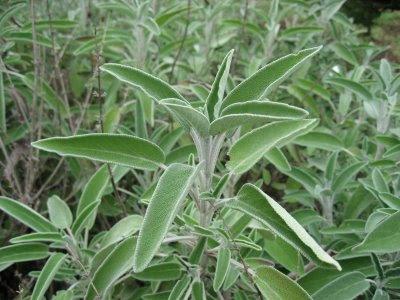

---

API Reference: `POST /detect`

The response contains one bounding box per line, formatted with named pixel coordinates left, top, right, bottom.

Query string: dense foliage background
left=0, top=0, right=400, bottom=299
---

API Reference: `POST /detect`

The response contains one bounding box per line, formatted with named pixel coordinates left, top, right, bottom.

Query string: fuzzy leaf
left=133, top=163, right=201, bottom=272
left=168, top=275, right=191, bottom=300
left=326, top=77, right=372, bottom=102
left=10, top=232, right=64, bottom=244
left=312, top=272, right=369, bottom=300
left=293, top=131, right=343, bottom=151
left=0, top=197, right=56, bottom=232
left=31, top=253, right=66, bottom=300
left=101, top=215, right=143, bottom=248
left=254, top=266, right=312, bottom=299
left=85, top=237, right=137, bottom=300
left=228, top=184, right=341, bottom=270
left=213, top=248, right=231, bottom=291
left=221, top=46, right=322, bottom=110
left=0, top=243, right=49, bottom=265
left=227, top=119, right=318, bottom=174
left=32, top=134, right=165, bottom=171
left=160, top=98, right=210, bottom=137
left=264, top=147, right=291, bottom=172
left=100, top=63, right=185, bottom=101
left=133, top=262, right=182, bottom=281
left=206, top=49, right=234, bottom=120
left=210, top=100, right=308, bottom=134
left=331, top=161, right=366, bottom=193
left=353, top=211, right=400, bottom=253
left=47, top=195, right=72, bottom=229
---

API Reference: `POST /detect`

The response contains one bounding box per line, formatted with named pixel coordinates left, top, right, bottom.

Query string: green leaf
left=210, top=100, right=309, bottom=135
left=10, top=232, right=64, bottom=244
left=31, top=253, right=66, bottom=300
left=330, top=43, right=358, bottom=66
left=293, top=132, right=343, bottom=151
left=213, top=248, right=231, bottom=291
left=47, top=195, right=72, bottom=229
left=325, top=152, right=339, bottom=182
left=326, top=77, right=372, bottom=102
left=77, top=165, right=109, bottom=217
left=133, top=163, right=201, bottom=272
left=71, top=201, right=101, bottom=235
left=331, top=161, right=366, bottom=193
left=160, top=98, right=210, bottom=137
left=189, top=237, right=207, bottom=265
left=32, top=134, right=165, bottom=171
left=86, top=237, right=137, bottom=300
left=191, top=280, right=206, bottom=300
left=353, top=211, right=400, bottom=253
left=262, top=232, right=304, bottom=274
left=0, top=197, right=56, bottom=232
left=227, top=119, right=318, bottom=174
left=264, top=147, right=291, bottom=172
left=372, top=168, right=389, bottom=193
left=0, top=2, right=26, bottom=29
left=312, top=272, right=369, bottom=300
left=100, top=63, right=185, bottom=101
left=228, top=184, right=341, bottom=270
left=221, top=46, right=322, bottom=110
left=101, top=215, right=143, bottom=248
left=378, top=193, right=400, bottom=210
left=205, top=49, right=234, bottom=120
left=168, top=275, right=191, bottom=300
left=254, top=266, right=312, bottom=299
left=0, top=243, right=49, bottom=265
left=281, top=26, right=323, bottom=37
left=132, top=262, right=182, bottom=281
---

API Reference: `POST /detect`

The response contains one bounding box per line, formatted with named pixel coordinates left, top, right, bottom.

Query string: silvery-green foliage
left=0, top=0, right=399, bottom=299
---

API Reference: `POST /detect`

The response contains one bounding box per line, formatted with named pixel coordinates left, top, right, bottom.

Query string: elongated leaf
left=85, top=237, right=137, bottom=300
left=378, top=193, right=400, bottom=210
left=206, top=49, right=234, bottom=120
left=101, top=215, right=143, bottom=248
left=0, top=197, right=56, bottom=232
left=32, top=134, right=165, bottom=171
left=100, top=63, right=185, bottom=101
left=0, top=243, right=49, bottom=265
left=228, top=184, right=341, bottom=270
left=71, top=201, right=101, bottom=235
left=77, top=165, right=109, bottom=217
left=133, top=262, right=182, bottom=281
left=10, top=232, right=64, bottom=244
left=264, top=147, right=291, bottom=172
left=160, top=98, right=210, bottom=137
left=221, top=46, right=322, bottom=110
left=331, top=43, right=358, bottom=66
left=254, top=266, right=312, bottom=299
left=227, top=119, right=318, bottom=174
left=192, top=280, right=206, bottom=300
left=213, top=248, right=231, bottom=291
left=312, top=272, right=369, bottom=300
left=210, top=100, right=308, bottom=134
left=331, top=161, right=366, bottom=193
left=31, top=253, right=66, bottom=300
left=47, top=196, right=72, bottom=229
left=326, top=77, right=372, bottom=102
left=372, top=168, right=389, bottom=193
left=353, top=211, right=400, bottom=253
left=133, top=163, right=201, bottom=272
left=168, top=275, right=191, bottom=300
left=281, top=26, right=323, bottom=37
left=293, top=132, right=343, bottom=151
